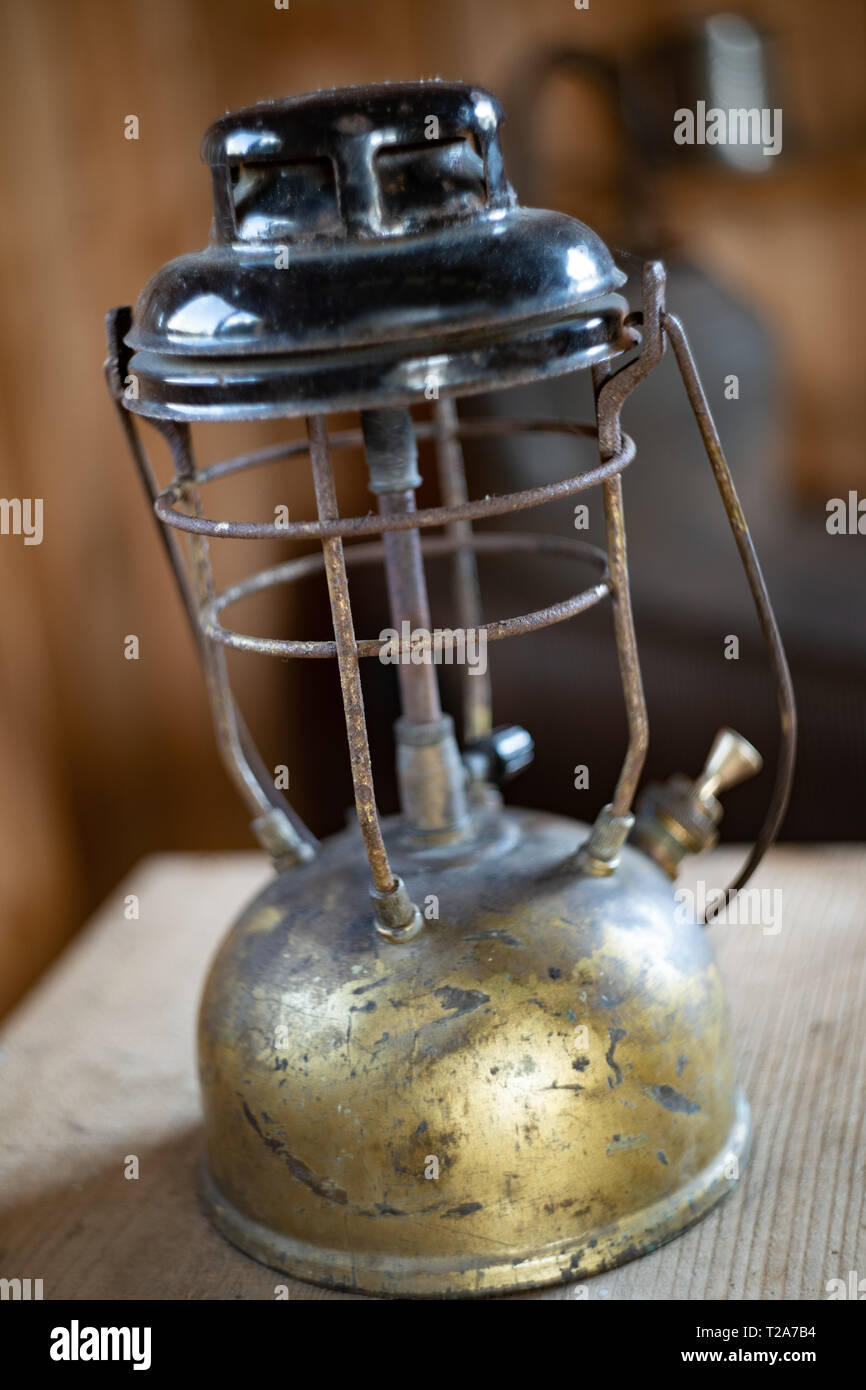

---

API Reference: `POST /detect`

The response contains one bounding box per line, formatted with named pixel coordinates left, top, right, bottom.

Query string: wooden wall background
left=0, top=0, right=863, bottom=1016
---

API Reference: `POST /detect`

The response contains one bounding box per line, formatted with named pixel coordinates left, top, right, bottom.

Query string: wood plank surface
left=0, top=846, right=863, bottom=1300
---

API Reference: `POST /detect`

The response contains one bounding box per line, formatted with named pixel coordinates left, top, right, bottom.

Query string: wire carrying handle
left=663, top=307, right=797, bottom=917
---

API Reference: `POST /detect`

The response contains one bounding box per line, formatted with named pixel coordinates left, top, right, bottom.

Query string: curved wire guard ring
left=154, top=421, right=636, bottom=542
left=193, top=417, right=596, bottom=485
left=199, top=532, right=611, bottom=659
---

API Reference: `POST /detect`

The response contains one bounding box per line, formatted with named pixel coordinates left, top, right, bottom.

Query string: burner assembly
left=106, top=81, right=795, bottom=1297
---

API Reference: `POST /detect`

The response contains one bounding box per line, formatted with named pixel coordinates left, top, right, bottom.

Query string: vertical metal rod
left=361, top=408, right=442, bottom=725
left=377, top=489, right=442, bottom=724
left=602, top=473, right=649, bottom=816
left=167, top=425, right=272, bottom=820
left=307, top=413, right=396, bottom=893
left=593, top=363, right=649, bottom=819
left=163, top=420, right=316, bottom=865
left=105, top=337, right=315, bottom=863
left=105, top=370, right=203, bottom=648
left=581, top=261, right=665, bottom=849
left=361, top=407, right=469, bottom=840
left=433, top=397, right=492, bottom=743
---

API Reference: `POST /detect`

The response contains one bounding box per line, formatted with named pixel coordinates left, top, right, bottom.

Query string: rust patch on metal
left=605, top=1026, right=627, bottom=1088
left=434, top=985, right=491, bottom=1015
left=645, top=1083, right=701, bottom=1115
left=242, top=1100, right=348, bottom=1205
left=442, top=1202, right=484, bottom=1218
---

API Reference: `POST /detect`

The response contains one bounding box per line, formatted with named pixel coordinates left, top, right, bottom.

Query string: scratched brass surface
left=198, top=807, right=749, bottom=1297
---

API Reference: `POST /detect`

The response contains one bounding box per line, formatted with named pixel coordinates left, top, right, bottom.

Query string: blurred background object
left=0, top=0, right=863, bottom=1017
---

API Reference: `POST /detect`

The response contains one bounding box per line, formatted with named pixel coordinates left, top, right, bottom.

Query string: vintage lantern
left=105, top=81, right=796, bottom=1297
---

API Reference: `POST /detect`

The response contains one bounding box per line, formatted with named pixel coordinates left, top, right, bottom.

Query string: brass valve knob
left=693, top=728, right=763, bottom=810
left=631, top=728, right=763, bottom=879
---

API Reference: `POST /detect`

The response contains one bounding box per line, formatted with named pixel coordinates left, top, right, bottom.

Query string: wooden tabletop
left=1, top=845, right=863, bottom=1301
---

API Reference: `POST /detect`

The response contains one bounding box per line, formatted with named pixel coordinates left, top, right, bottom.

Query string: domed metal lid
left=124, top=82, right=630, bottom=420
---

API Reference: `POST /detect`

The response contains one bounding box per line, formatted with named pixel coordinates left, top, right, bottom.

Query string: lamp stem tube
left=361, top=407, right=469, bottom=839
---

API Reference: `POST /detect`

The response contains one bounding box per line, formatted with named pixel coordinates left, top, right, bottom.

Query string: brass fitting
left=576, top=803, right=636, bottom=876
left=251, top=807, right=316, bottom=871
left=371, top=875, right=424, bottom=943
left=395, top=714, right=469, bottom=843
left=631, top=728, right=763, bottom=878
